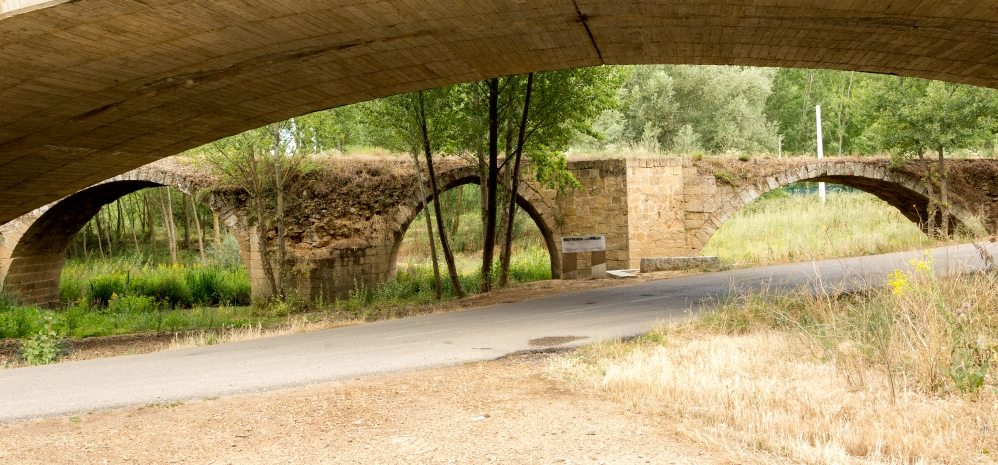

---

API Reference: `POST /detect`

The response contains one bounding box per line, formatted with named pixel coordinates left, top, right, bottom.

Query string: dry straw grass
left=553, top=260, right=998, bottom=464
left=168, top=314, right=358, bottom=350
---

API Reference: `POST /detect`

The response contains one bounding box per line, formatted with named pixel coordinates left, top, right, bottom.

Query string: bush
left=107, top=294, right=158, bottom=315
left=131, top=270, right=193, bottom=308
left=186, top=267, right=224, bottom=306
left=20, top=317, right=64, bottom=365
left=88, top=274, right=128, bottom=307
left=0, top=306, right=45, bottom=339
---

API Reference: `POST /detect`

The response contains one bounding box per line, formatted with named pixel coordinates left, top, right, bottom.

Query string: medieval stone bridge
left=3, top=155, right=997, bottom=306
left=2, top=0, right=998, bottom=227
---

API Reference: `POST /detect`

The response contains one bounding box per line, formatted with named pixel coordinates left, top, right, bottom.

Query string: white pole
left=816, top=104, right=826, bottom=204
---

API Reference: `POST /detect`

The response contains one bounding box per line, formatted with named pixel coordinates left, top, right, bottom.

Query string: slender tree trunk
left=94, top=214, right=106, bottom=259
left=419, top=91, right=464, bottom=298
left=212, top=212, right=222, bottom=250
left=191, top=199, right=206, bottom=261
left=451, top=184, right=463, bottom=239
left=247, top=150, right=278, bottom=298
left=115, top=199, right=123, bottom=249
left=411, top=150, right=442, bottom=300
left=83, top=222, right=90, bottom=257
left=160, top=188, right=178, bottom=264
left=499, top=73, right=533, bottom=287
left=274, top=154, right=287, bottom=297
left=130, top=196, right=140, bottom=251
left=181, top=194, right=192, bottom=251
left=103, top=208, right=114, bottom=256
left=481, top=78, right=500, bottom=293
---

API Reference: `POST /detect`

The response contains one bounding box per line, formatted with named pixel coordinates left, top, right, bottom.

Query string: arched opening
left=388, top=175, right=560, bottom=295
left=702, top=179, right=947, bottom=266
left=2, top=181, right=251, bottom=310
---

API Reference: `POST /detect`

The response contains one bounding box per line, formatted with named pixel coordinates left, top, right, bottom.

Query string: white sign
left=561, top=235, right=606, bottom=253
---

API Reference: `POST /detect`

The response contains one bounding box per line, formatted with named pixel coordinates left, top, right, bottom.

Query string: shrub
left=186, top=267, right=224, bottom=306
left=0, top=306, right=44, bottom=339
left=132, top=271, right=193, bottom=308
left=107, top=294, right=158, bottom=314
left=88, top=274, right=127, bottom=307
left=20, top=317, right=64, bottom=365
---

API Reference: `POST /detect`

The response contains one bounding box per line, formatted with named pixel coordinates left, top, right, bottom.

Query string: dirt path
left=0, top=352, right=724, bottom=465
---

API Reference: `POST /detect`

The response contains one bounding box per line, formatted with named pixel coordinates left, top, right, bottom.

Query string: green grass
left=60, top=257, right=250, bottom=309
left=703, top=189, right=942, bottom=266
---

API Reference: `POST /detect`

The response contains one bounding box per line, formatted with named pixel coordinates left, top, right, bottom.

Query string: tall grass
left=60, top=257, right=250, bottom=308
left=704, top=190, right=942, bottom=265
left=554, top=261, right=998, bottom=464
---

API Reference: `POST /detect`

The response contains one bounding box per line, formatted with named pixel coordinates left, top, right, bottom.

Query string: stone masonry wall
left=552, top=159, right=630, bottom=276
left=623, top=158, right=691, bottom=267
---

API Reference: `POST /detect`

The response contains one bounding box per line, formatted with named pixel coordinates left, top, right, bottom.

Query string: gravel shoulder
left=0, top=352, right=727, bottom=465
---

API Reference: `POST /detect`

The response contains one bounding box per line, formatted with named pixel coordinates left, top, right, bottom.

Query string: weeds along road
left=1, top=242, right=995, bottom=422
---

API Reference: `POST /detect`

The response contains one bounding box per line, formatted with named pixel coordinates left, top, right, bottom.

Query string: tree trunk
left=160, top=188, right=178, bottom=264
left=247, top=149, right=278, bottom=299
left=274, top=153, right=287, bottom=297
left=94, top=213, right=106, bottom=259
left=419, top=91, right=464, bottom=298
left=499, top=73, right=534, bottom=287
left=130, top=195, right=140, bottom=251
left=191, top=199, right=206, bottom=261
left=411, top=150, right=442, bottom=300
left=103, top=207, right=114, bottom=256
left=115, top=199, right=123, bottom=249
left=481, top=78, right=500, bottom=293
left=181, top=194, right=192, bottom=251
left=83, top=222, right=90, bottom=257
left=212, top=212, right=222, bottom=250
left=146, top=192, right=157, bottom=257
left=451, top=184, right=463, bottom=239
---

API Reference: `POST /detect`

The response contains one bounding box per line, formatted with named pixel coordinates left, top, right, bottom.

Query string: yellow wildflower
left=887, top=269, right=908, bottom=297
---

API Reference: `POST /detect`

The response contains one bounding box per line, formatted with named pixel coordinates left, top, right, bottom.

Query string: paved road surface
left=1, top=243, right=994, bottom=422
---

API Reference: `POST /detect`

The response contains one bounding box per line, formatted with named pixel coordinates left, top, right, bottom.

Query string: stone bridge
left=3, top=156, right=997, bottom=306
left=2, top=0, right=998, bottom=225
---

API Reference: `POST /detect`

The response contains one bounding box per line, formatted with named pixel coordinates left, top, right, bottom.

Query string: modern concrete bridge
left=2, top=1, right=998, bottom=226
left=3, top=155, right=997, bottom=306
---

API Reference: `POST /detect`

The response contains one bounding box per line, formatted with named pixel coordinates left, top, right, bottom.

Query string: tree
left=587, top=65, right=780, bottom=154
left=195, top=120, right=311, bottom=299
left=440, top=67, right=618, bottom=290
left=856, top=77, right=998, bottom=234
left=364, top=88, right=465, bottom=298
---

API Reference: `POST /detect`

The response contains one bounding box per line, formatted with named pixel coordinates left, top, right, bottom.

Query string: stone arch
left=0, top=165, right=251, bottom=307
left=690, top=161, right=976, bottom=252
left=387, top=166, right=562, bottom=281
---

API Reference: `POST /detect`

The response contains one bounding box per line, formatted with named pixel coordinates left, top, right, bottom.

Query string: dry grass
left=553, top=264, right=998, bottom=464
left=168, top=314, right=359, bottom=350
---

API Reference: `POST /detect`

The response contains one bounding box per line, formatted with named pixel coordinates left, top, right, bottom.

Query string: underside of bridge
left=2, top=0, right=998, bottom=223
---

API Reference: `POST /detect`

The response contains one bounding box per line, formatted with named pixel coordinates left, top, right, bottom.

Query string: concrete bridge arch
left=0, top=163, right=251, bottom=307
left=3, top=0, right=998, bottom=224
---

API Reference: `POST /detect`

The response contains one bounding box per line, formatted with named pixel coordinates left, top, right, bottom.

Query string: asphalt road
left=1, top=243, right=994, bottom=423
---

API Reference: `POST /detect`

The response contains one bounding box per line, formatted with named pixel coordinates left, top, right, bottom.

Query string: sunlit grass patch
left=704, top=190, right=942, bottom=266
left=552, top=266, right=998, bottom=464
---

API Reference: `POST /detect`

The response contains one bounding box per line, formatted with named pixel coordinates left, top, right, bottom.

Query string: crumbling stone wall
left=5, top=155, right=997, bottom=306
